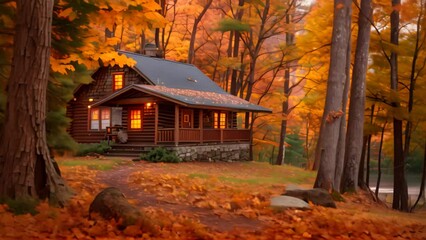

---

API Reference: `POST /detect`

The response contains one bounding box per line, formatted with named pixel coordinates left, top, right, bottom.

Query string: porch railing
left=157, top=128, right=250, bottom=143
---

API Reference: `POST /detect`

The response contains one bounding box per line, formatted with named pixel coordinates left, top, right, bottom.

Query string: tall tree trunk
left=341, top=0, right=372, bottom=192
left=187, top=0, right=213, bottom=64
left=410, top=140, right=426, bottom=212
left=0, top=0, right=70, bottom=205
left=305, top=113, right=311, bottom=169
left=230, top=0, right=244, bottom=96
left=334, top=21, right=352, bottom=191
left=366, top=132, right=372, bottom=188
left=276, top=13, right=294, bottom=166
left=390, top=0, right=409, bottom=212
left=358, top=136, right=368, bottom=187
left=314, top=0, right=352, bottom=191
left=375, top=121, right=387, bottom=199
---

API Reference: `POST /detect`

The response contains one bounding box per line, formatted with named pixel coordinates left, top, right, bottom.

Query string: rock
left=283, top=188, right=336, bottom=208
left=89, top=187, right=149, bottom=230
left=270, top=196, right=311, bottom=210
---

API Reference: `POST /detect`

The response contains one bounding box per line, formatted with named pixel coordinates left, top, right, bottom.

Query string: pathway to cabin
left=97, top=162, right=263, bottom=232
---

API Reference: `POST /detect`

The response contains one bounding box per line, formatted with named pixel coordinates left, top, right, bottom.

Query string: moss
left=74, top=141, right=111, bottom=156
left=0, top=197, right=40, bottom=215
left=331, top=190, right=346, bottom=202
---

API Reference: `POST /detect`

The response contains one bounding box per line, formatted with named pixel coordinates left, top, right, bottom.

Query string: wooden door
left=181, top=109, right=193, bottom=128
left=111, top=107, right=122, bottom=126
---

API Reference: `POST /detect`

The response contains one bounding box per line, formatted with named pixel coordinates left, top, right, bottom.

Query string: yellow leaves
left=50, top=57, right=75, bottom=74
left=58, top=8, right=77, bottom=21
left=141, top=1, right=162, bottom=11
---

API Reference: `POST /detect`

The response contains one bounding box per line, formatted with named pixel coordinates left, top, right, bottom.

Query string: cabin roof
left=92, top=84, right=272, bottom=113
left=119, top=50, right=226, bottom=93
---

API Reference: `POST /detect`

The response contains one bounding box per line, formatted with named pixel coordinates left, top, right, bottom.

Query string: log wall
left=67, top=66, right=148, bottom=143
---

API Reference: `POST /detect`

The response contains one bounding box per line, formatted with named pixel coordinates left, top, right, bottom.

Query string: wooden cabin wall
left=158, top=103, right=175, bottom=128
left=125, top=104, right=155, bottom=143
left=67, top=66, right=149, bottom=143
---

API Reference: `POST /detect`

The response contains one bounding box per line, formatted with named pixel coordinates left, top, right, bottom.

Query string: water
left=368, top=174, right=425, bottom=206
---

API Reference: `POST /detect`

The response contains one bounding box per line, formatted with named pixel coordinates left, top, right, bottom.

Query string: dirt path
left=97, top=163, right=263, bottom=232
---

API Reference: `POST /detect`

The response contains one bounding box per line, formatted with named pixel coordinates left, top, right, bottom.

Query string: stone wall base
left=164, top=143, right=250, bottom=162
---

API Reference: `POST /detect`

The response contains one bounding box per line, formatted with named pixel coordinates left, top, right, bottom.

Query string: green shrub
left=0, top=197, right=40, bottom=215
left=140, top=147, right=181, bottom=163
left=75, top=141, right=111, bottom=156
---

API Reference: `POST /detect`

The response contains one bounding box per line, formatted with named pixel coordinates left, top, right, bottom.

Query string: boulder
left=89, top=187, right=147, bottom=230
left=270, top=196, right=311, bottom=210
left=283, top=188, right=336, bottom=208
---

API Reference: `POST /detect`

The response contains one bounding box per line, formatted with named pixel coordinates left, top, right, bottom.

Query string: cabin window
left=130, top=109, right=142, bottom=129
left=214, top=112, right=227, bottom=129
left=90, top=108, right=110, bottom=130
left=113, top=73, right=124, bottom=91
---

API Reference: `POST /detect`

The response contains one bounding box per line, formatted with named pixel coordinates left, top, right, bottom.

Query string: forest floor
left=1, top=156, right=425, bottom=239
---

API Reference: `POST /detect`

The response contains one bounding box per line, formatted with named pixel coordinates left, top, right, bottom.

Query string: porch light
left=89, top=98, right=94, bottom=102
left=146, top=102, right=152, bottom=108
left=88, top=105, right=91, bottom=109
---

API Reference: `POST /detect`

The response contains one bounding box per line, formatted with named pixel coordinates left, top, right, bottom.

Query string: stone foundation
left=165, top=143, right=250, bottom=162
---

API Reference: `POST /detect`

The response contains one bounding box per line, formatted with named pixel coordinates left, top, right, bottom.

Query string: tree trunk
left=410, top=140, right=426, bottom=212
left=334, top=20, right=352, bottom=191
left=314, top=0, right=352, bottom=191
left=390, top=0, right=409, bottom=212
left=375, top=121, right=387, bottom=199
left=187, top=0, right=213, bottom=64
left=366, top=132, right=372, bottom=188
left=230, top=0, right=244, bottom=96
left=341, top=0, right=372, bottom=193
left=358, top=136, right=368, bottom=187
left=0, top=0, right=70, bottom=205
left=305, top=113, right=311, bottom=169
left=276, top=12, right=294, bottom=165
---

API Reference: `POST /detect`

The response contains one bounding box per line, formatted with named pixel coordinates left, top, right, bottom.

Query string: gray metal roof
left=92, top=84, right=272, bottom=113
left=107, top=51, right=271, bottom=113
left=119, top=50, right=227, bottom=93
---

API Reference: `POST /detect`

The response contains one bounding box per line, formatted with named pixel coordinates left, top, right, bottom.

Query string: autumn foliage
left=0, top=158, right=424, bottom=239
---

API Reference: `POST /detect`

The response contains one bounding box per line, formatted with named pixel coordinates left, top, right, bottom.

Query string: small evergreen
left=140, top=148, right=181, bottom=163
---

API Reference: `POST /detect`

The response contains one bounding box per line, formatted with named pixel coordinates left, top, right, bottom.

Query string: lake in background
left=368, top=174, right=425, bottom=206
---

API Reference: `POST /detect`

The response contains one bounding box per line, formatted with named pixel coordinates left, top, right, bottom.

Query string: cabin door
left=181, top=109, right=193, bottom=128
left=111, top=107, right=123, bottom=126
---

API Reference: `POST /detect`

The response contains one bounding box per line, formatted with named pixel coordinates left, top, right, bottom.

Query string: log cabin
left=67, top=51, right=271, bottom=161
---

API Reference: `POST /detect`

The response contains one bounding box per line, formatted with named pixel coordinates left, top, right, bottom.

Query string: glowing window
left=214, top=112, right=227, bottom=129
left=130, top=110, right=142, bottom=129
left=90, top=108, right=111, bottom=130
left=90, top=108, right=100, bottom=130
left=101, top=108, right=110, bottom=130
left=113, top=73, right=124, bottom=91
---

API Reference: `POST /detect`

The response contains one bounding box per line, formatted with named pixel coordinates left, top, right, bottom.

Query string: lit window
left=214, top=112, right=227, bottom=129
left=101, top=108, right=110, bottom=130
left=113, top=73, right=124, bottom=91
left=130, top=110, right=142, bottom=129
left=90, top=108, right=100, bottom=130
left=90, top=108, right=111, bottom=130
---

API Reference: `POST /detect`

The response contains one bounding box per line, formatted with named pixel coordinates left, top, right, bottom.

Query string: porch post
left=154, top=103, right=158, bottom=145
left=199, top=109, right=203, bottom=143
left=174, top=105, right=179, bottom=146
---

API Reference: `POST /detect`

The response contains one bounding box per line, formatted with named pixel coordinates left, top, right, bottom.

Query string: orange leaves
left=2, top=159, right=425, bottom=239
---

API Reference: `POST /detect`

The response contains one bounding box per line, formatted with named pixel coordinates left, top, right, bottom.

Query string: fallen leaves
left=1, top=159, right=425, bottom=239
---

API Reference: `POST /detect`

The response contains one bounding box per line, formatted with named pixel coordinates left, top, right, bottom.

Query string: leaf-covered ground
left=0, top=157, right=425, bottom=239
